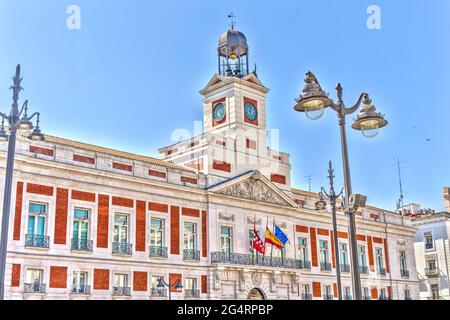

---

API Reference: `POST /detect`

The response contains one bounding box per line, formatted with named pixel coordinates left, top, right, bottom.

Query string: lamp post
left=294, top=71, right=388, bottom=300
left=0, top=65, right=44, bottom=300
left=157, top=277, right=183, bottom=300
left=315, top=161, right=344, bottom=300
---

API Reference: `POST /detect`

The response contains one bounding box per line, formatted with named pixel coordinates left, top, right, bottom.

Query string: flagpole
left=263, top=217, right=269, bottom=266
left=270, top=219, right=274, bottom=267
left=253, top=215, right=256, bottom=265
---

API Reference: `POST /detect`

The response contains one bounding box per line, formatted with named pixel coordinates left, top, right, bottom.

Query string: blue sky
left=0, top=0, right=449, bottom=211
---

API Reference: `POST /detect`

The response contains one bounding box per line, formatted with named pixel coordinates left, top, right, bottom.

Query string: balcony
left=23, top=283, right=46, bottom=294
left=71, top=239, right=93, bottom=252
left=25, top=235, right=49, bottom=249
left=377, top=267, right=387, bottom=276
left=112, top=242, right=132, bottom=256
left=71, top=285, right=91, bottom=295
left=210, top=252, right=310, bottom=270
left=183, top=249, right=200, bottom=261
left=185, top=289, right=200, bottom=298
left=151, top=288, right=167, bottom=298
left=344, top=295, right=352, bottom=300
left=401, top=269, right=410, bottom=278
left=112, top=286, right=131, bottom=296
left=323, top=294, right=334, bottom=300
left=320, top=262, right=332, bottom=272
left=340, top=264, right=351, bottom=273
left=363, top=296, right=372, bottom=300
left=425, top=243, right=434, bottom=250
left=425, top=268, right=439, bottom=277
left=149, top=246, right=168, bottom=258
left=359, top=266, right=369, bottom=274
left=301, top=293, right=312, bottom=300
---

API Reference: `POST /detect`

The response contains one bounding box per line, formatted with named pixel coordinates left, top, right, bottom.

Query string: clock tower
left=159, top=21, right=292, bottom=191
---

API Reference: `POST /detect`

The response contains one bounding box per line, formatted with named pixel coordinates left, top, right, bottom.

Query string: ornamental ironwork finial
left=9, top=65, right=23, bottom=107
left=228, top=12, right=236, bottom=30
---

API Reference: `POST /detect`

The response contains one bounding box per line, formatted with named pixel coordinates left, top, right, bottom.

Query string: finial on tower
left=228, top=12, right=236, bottom=30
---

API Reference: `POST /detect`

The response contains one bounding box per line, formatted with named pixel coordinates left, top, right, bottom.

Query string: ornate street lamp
left=157, top=278, right=183, bottom=300
left=294, top=71, right=388, bottom=300
left=315, top=161, right=344, bottom=300
left=0, top=65, right=44, bottom=300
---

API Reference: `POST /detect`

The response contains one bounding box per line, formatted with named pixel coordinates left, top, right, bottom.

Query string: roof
left=291, top=188, right=320, bottom=199
left=42, top=135, right=197, bottom=173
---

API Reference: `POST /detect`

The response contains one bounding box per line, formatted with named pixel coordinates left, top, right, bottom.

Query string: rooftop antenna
left=304, top=175, right=314, bottom=192
left=392, top=157, right=407, bottom=210
left=228, top=12, right=236, bottom=30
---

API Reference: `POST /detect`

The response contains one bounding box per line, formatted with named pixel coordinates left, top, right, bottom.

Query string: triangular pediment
left=200, top=74, right=269, bottom=95
left=242, top=73, right=266, bottom=88
left=208, top=171, right=297, bottom=207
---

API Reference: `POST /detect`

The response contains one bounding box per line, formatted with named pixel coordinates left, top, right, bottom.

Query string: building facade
left=411, top=188, right=450, bottom=300
left=0, top=25, right=419, bottom=300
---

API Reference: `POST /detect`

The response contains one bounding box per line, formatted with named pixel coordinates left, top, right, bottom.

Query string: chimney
left=444, top=187, right=450, bottom=212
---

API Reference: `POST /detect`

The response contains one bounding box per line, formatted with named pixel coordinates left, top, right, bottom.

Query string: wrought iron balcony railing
left=25, top=234, right=49, bottom=248
left=112, top=242, right=132, bottom=256
left=340, top=264, right=351, bottom=272
left=378, top=296, right=389, bottom=300
left=425, top=268, right=439, bottom=277
left=112, top=286, right=131, bottom=296
left=210, top=252, right=311, bottom=270
left=301, top=293, right=312, bottom=300
left=377, top=267, right=387, bottom=276
left=363, top=295, right=372, bottom=300
left=71, top=238, right=93, bottom=252
left=185, top=289, right=200, bottom=298
left=149, top=246, right=168, bottom=258
left=359, top=265, right=369, bottom=274
left=151, top=288, right=167, bottom=298
left=344, top=295, right=353, bottom=300
left=401, top=269, right=410, bottom=278
left=320, top=262, right=332, bottom=272
left=23, top=283, right=46, bottom=294
left=323, top=294, right=334, bottom=300
left=425, top=243, right=434, bottom=250
left=71, top=285, right=91, bottom=295
left=183, top=249, right=200, bottom=261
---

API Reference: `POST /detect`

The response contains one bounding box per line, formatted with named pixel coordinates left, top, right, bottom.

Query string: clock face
left=213, top=103, right=226, bottom=122
left=244, top=102, right=258, bottom=122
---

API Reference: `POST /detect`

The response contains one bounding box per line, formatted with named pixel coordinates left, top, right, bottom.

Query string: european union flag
left=274, top=226, right=289, bottom=248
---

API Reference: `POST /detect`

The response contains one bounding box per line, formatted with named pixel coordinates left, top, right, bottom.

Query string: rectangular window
left=151, top=275, right=164, bottom=288
left=302, top=284, right=310, bottom=294
left=186, top=277, right=197, bottom=290
left=298, top=237, right=308, bottom=262
left=319, top=240, right=329, bottom=263
left=431, top=284, right=439, bottom=300
left=424, top=232, right=434, bottom=250
left=26, top=268, right=43, bottom=284
left=363, top=287, right=370, bottom=299
left=27, top=203, right=47, bottom=236
left=150, top=218, right=165, bottom=247
left=375, top=247, right=384, bottom=269
left=183, top=222, right=197, bottom=250
left=339, top=243, right=348, bottom=265
left=73, top=208, right=89, bottom=241
left=113, top=273, right=128, bottom=288
left=427, top=257, right=437, bottom=271
left=72, top=271, right=88, bottom=286
left=113, top=214, right=129, bottom=243
left=358, top=245, right=367, bottom=268
left=380, top=288, right=387, bottom=299
left=344, top=286, right=351, bottom=299
left=404, top=289, right=411, bottom=300
left=399, top=250, right=407, bottom=272
left=220, top=226, right=232, bottom=254
left=324, top=285, right=332, bottom=299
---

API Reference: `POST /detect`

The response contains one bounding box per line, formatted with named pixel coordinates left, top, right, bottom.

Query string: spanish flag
left=265, top=227, right=283, bottom=249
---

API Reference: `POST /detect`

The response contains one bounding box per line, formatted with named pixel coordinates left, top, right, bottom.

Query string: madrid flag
left=253, top=228, right=266, bottom=254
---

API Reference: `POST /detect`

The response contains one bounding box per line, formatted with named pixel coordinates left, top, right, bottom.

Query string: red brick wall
left=270, top=174, right=286, bottom=185
left=310, top=227, right=318, bottom=267
left=371, top=287, right=378, bottom=299
left=71, top=190, right=96, bottom=202
left=169, top=273, right=182, bottom=293
left=27, top=183, right=53, bottom=196
left=373, top=237, right=383, bottom=244
left=54, top=188, right=69, bottom=245
left=112, top=196, right=134, bottom=208
left=384, top=239, right=390, bottom=273
left=356, top=234, right=366, bottom=241
left=94, top=269, right=110, bottom=290
left=317, top=228, right=329, bottom=236
left=170, top=206, right=180, bottom=255
left=201, top=275, right=208, bottom=294
left=185, top=159, right=204, bottom=171
left=181, top=176, right=198, bottom=185
left=387, top=286, right=392, bottom=299
left=49, top=266, right=67, bottom=289
left=135, top=200, right=146, bottom=252
left=367, top=236, right=375, bottom=272
left=202, top=210, right=207, bottom=258
left=312, top=282, right=321, bottom=298
left=112, top=162, right=132, bottom=172
left=73, top=154, right=95, bottom=164
left=11, top=264, right=20, bottom=287
left=13, top=182, right=24, bottom=241
left=330, top=230, right=336, bottom=268
left=296, top=225, right=308, bottom=233
left=149, top=202, right=168, bottom=213
left=182, top=207, right=200, bottom=218
left=333, top=283, right=338, bottom=298
left=246, top=138, right=256, bottom=150
left=97, top=195, right=110, bottom=248
left=29, top=145, right=54, bottom=157
left=337, top=231, right=348, bottom=239
left=149, top=169, right=167, bottom=179
left=133, top=271, right=148, bottom=292
left=212, top=160, right=231, bottom=173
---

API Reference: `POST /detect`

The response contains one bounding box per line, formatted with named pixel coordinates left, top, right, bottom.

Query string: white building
left=0, top=23, right=419, bottom=300
left=411, top=187, right=450, bottom=300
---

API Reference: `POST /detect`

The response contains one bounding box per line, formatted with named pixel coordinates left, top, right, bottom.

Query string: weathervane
left=228, top=12, right=236, bottom=30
